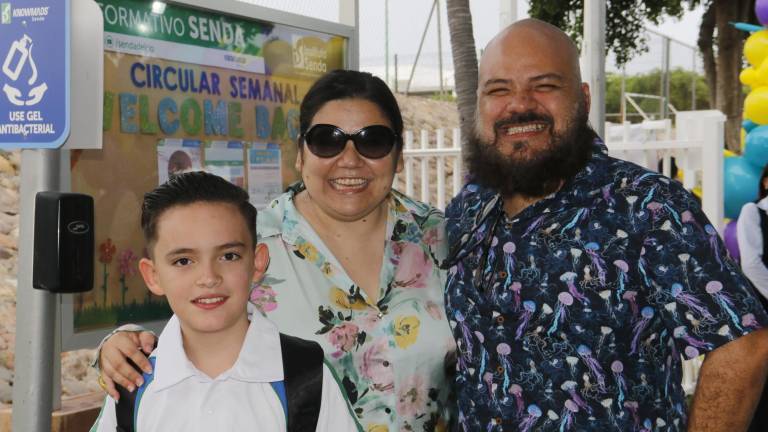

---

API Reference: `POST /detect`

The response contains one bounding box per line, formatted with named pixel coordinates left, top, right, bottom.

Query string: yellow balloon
left=743, top=67, right=759, bottom=86
left=745, top=86, right=768, bottom=124
left=745, top=30, right=768, bottom=67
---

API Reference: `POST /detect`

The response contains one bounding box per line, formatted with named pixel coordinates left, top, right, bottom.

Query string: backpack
left=114, top=333, right=325, bottom=432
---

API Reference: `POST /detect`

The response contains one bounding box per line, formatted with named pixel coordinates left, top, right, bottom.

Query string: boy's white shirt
left=91, top=313, right=358, bottom=432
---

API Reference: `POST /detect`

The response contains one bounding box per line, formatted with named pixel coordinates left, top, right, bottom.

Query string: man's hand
left=688, top=328, right=768, bottom=431
left=99, top=331, right=157, bottom=400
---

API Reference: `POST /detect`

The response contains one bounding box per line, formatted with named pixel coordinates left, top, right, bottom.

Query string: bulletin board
left=61, top=0, right=353, bottom=349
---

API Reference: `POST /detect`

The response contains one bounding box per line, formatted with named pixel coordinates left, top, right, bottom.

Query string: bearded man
left=443, top=19, right=768, bottom=431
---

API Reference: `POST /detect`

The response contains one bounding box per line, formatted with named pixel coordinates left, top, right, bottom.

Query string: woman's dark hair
left=299, top=70, right=403, bottom=148
left=760, top=163, right=768, bottom=200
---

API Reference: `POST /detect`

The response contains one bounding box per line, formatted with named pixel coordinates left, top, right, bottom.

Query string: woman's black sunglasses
left=302, top=124, right=399, bottom=159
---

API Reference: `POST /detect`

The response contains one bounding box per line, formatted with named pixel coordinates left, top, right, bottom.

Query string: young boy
left=91, top=171, right=358, bottom=432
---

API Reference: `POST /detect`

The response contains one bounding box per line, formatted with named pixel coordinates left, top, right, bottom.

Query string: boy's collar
left=150, top=313, right=284, bottom=392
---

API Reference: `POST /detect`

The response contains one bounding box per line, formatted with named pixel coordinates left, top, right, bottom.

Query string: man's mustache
left=494, top=112, right=554, bottom=131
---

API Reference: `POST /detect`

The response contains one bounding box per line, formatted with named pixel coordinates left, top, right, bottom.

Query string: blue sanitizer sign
left=0, top=0, right=69, bottom=149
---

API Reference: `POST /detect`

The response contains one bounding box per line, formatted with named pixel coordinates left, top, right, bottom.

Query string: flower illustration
left=250, top=284, right=278, bottom=312
left=367, top=425, right=388, bottom=432
left=358, top=338, right=394, bottom=392
left=425, top=301, right=444, bottom=320
left=393, top=243, right=431, bottom=289
left=393, top=315, right=421, bottom=349
left=327, top=322, right=360, bottom=352
left=294, top=241, right=320, bottom=262
left=396, top=374, right=428, bottom=418
left=330, top=286, right=368, bottom=310
left=98, top=238, right=117, bottom=306
left=117, top=249, right=138, bottom=305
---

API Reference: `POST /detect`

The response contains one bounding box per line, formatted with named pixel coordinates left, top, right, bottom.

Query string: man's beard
left=466, top=103, right=596, bottom=198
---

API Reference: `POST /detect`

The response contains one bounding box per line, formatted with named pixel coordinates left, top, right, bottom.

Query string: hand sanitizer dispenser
left=33, top=192, right=94, bottom=293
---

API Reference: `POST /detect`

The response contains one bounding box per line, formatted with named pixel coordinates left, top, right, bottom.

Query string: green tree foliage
left=529, top=0, right=700, bottom=66
left=605, top=69, right=711, bottom=122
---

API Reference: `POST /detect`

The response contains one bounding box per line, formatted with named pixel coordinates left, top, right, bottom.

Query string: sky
left=238, top=0, right=706, bottom=86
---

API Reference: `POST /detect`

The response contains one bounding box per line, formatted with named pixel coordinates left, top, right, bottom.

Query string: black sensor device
left=33, top=192, right=94, bottom=293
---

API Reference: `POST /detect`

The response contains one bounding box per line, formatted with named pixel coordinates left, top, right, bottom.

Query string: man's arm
left=688, top=328, right=768, bottom=431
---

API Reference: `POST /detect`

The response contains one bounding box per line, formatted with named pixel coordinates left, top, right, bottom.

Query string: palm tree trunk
left=698, top=3, right=716, bottom=108
left=446, top=0, right=478, bottom=161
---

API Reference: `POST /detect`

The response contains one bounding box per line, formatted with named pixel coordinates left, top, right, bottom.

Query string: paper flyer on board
left=248, top=143, right=281, bottom=208
left=157, top=138, right=203, bottom=185
left=205, top=140, right=245, bottom=188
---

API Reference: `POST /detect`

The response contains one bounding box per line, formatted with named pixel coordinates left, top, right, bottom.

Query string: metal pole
left=339, top=0, right=360, bottom=69
left=12, top=149, right=60, bottom=432
left=583, top=0, right=606, bottom=137
left=385, top=0, right=389, bottom=85
left=394, top=54, right=399, bottom=93
left=436, top=0, right=444, bottom=95
left=661, top=35, right=670, bottom=119
left=620, top=70, right=626, bottom=123
left=691, top=49, right=697, bottom=110
left=406, top=0, right=438, bottom=94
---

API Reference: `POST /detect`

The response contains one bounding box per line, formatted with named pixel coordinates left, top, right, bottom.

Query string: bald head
left=481, top=18, right=582, bottom=85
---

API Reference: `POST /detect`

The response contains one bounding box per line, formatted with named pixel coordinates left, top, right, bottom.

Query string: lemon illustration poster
left=70, top=0, right=347, bottom=332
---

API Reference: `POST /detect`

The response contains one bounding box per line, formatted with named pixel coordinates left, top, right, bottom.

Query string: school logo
left=1, top=3, right=11, bottom=24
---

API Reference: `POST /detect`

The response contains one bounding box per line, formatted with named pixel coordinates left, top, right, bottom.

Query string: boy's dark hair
left=141, top=171, right=257, bottom=251
left=299, top=69, right=404, bottom=149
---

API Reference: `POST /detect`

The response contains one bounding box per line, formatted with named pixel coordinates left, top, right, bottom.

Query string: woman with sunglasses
left=97, top=70, right=456, bottom=431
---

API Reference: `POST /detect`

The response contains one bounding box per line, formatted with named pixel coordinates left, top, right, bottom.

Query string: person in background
left=95, top=70, right=456, bottom=431
left=736, top=163, right=768, bottom=432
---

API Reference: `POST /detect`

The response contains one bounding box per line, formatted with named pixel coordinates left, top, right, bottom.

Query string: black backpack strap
left=279, top=333, right=324, bottom=432
left=759, top=206, right=768, bottom=268
left=114, top=354, right=153, bottom=432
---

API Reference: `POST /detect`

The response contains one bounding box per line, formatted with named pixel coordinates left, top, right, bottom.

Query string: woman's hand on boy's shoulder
left=99, top=330, right=157, bottom=400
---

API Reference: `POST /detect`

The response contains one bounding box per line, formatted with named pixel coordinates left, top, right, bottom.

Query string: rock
left=0, top=212, right=18, bottom=235
left=0, top=156, right=12, bottom=175
left=0, top=188, right=18, bottom=214
left=0, top=377, right=11, bottom=404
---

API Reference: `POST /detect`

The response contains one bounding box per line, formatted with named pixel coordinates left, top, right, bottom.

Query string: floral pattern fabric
left=443, top=140, right=768, bottom=431
left=253, top=185, right=456, bottom=432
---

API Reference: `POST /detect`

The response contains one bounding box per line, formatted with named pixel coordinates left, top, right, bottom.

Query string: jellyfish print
left=547, top=292, right=574, bottom=336
left=602, top=184, right=616, bottom=206
left=626, top=195, right=638, bottom=227
left=611, top=360, right=628, bottom=407
left=561, top=208, right=587, bottom=234
left=742, top=313, right=760, bottom=329
left=561, top=380, right=592, bottom=415
left=623, top=401, right=641, bottom=429
left=519, top=404, right=543, bottom=432
left=638, top=249, right=651, bottom=287
left=516, top=300, right=537, bottom=340
left=613, top=260, right=629, bottom=301
left=706, top=280, right=743, bottom=331
left=502, top=241, right=517, bottom=285
left=670, top=283, right=712, bottom=320
left=622, top=290, right=639, bottom=319
left=630, top=307, right=655, bottom=355
left=570, top=248, right=583, bottom=269
left=510, top=281, right=522, bottom=311
left=454, top=310, right=475, bottom=366
left=558, top=399, right=580, bottom=431
left=663, top=203, right=682, bottom=226
left=681, top=210, right=703, bottom=233
left=646, top=201, right=663, bottom=223
left=577, top=344, right=606, bottom=391
left=560, top=271, right=588, bottom=304
left=497, top=342, right=512, bottom=394
left=704, top=225, right=724, bottom=269
left=601, top=398, right=617, bottom=426
left=524, top=215, right=545, bottom=237
left=672, top=326, right=713, bottom=353
left=509, top=384, right=525, bottom=417
left=483, top=371, right=495, bottom=400
left=584, top=242, right=607, bottom=286
left=597, top=326, right=613, bottom=353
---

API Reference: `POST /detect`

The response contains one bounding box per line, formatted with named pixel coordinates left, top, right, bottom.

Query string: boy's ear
left=251, top=243, right=270, bottom=283
left=139, top=258, right=164, bottom=296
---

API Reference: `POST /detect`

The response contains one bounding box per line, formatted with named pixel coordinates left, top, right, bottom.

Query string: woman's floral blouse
left=252, top=184, right=456, bottom=432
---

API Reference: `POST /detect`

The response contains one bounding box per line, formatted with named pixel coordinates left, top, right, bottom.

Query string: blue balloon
left=724, top=156, right=761, bottom=218
left=744, top=119, right=759, bottom=133
left=745, top=125, right=768, bottom=168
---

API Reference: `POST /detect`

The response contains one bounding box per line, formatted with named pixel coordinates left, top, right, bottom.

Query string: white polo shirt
left=90, top=313, right=359, bottom=432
